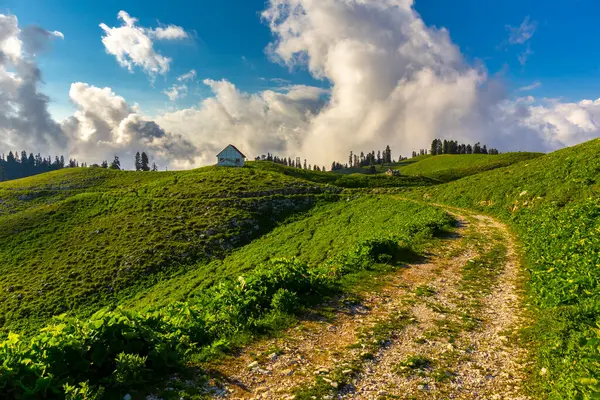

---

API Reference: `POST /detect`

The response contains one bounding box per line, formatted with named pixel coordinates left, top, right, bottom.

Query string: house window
left=235, top=158, right=240, bottom=164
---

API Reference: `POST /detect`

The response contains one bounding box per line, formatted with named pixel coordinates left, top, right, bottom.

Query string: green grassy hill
left=397, top=152, right=543, bottom=182
left=0, top=165, right=338, bottom=334
left=254, top=161, right=437, bottom=187
left=411, top=139, right=600, bottom=398
left=0, top=172, right=453, bottom=398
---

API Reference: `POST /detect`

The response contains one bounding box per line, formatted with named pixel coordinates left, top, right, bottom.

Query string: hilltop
left=395, top=152, right=543, bottom=182
left=330, top=152, right=541, bottom=183
left=0, top=164, right=337, bottom=333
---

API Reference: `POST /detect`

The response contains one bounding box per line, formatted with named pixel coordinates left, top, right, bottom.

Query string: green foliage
left=397, top=152, right=542, bottom=182
left=411, top=138, right=600, bottom=398
left=270, top=289, right=300, bottom=314
left=113, top=353, right=148, bottom=385
left=63, top=382, right=104, bottom=400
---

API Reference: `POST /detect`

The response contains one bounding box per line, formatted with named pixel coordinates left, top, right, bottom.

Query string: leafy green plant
left=271, top=289, right=301, bottom=314
left=113, top=353, right=148, bottom=385
left=63, top=382, right=104, bottom=400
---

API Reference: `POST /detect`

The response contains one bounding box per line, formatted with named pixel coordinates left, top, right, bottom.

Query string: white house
left=217, top=145, right=246, bottom=167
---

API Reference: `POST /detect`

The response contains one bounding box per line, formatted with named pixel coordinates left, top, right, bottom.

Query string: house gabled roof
left=217, top=144, right=246, bottom=159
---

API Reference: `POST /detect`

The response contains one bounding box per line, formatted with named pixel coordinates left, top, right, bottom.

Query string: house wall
left=217, top=147, right=245, bottom=167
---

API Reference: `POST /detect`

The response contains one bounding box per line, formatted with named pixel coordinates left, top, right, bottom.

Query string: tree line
left=331, top=145, right=400, bottom=172
left=0, top=151, right=85, bottom=182
left=0, top=150, right=160, bottom=182
left=426, top=139, right=499, bottom=156
left=254, top=153, right=326, bottom=172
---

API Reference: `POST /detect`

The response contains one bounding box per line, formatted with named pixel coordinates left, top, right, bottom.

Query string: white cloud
left=99, top=11, right=187, bottom=78
left=51, top=30, right=64, bottom=39
left=155, top=79, right=327, bottom=166
left=517, top=81, right=541, bottom=92
left=62, top=82, right=196, bottom=166
left=163, top=84, right=188, bottom=101
left=507, top=16, right=537, bottom=45
left=177, top=69, right=196, bottom=82
left=0, top=13, right=65, bottom=152
left=261, top=0, right=490, bottom=163
left=518, top=98, right=600, bottom=148
left=0, top=14, right=24, bottom=61
left=151, top=25, right=188, bottom=40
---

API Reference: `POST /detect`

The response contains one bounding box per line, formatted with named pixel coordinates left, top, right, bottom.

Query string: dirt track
left=204, top=206, right=530, bottom=400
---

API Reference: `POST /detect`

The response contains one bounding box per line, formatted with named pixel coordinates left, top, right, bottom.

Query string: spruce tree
left=134, top=152, right=141, bottom=171
left=141, top=152, right=150, bottom=171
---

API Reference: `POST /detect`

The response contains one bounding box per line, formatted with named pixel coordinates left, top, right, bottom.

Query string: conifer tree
left=141, top=152, right=150, bottom=171
left=134, top=152, right=142, bottom=171
left=109, top=156, right=121, bottom=170
left=384, top=145, right=392, bottom=164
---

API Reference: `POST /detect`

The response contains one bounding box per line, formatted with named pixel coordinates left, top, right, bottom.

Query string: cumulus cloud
left=0, top=13, right=65, bottom=153
left=0, top=13, right=196, bottom=169
left=151, top=25, right=188, bottom=40
left=99, top=11, right=187, bottom=78
left=62, top=82, right=197, bottom=166
left=260, top=0, right=498, bottom=162
left=507, top=16, right=537, bottom=45
left=519, top=98, right=600, bottom=149
left=155, top=79, right=327, bottom=165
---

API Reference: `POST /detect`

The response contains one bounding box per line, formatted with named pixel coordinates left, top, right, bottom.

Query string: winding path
left=203, top=205, right=531, bottom=400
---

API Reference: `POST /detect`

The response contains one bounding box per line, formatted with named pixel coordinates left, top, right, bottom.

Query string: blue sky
left=2, top=0, right=600, bottom=168
left=4, top=0, right=600, bottom=121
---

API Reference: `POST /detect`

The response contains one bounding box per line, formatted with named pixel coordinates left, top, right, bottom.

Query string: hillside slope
left=397, top=152, right=542, bottom=182
left=0, top=194, right=456, bottom=399
left=125, top=195, right=454, bottom=312
left=411, top=139, right=600, bottom=398
left=0, top=165, right=337, bottom=334
left=253, top=161, right=437, bottom=187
